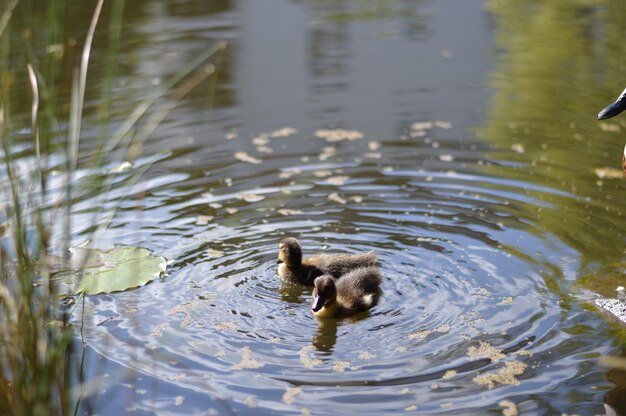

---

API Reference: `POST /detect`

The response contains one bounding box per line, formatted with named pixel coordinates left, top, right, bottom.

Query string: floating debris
left=110, top=161, right=133, bottom=173
left=327, top=176, right=350, bottom=186
left=460, top=310, right=484, bottom=333
left=244, top=395, right=257, bottom=408
left=442, top=370, right=456, bottom=380
left=226, top=207, right=238, bottom=214
left=314, top=169, right=333, bottom=178
left=499, top=400, right=518, bottom=416
left=150, top=323, right=169, bottom=337
left=473, top=361, right=527, bottom=389
left=498, top=297, right=514, bottom=305
left=435, top=120, right=452, bottom=129
left=315, top=129, right=364, bottom=142
left=513, top=349, right=533, bottom=357
left=365, top=152, right=382, bottom=159
left=358, top=351, right=376, bottom=360
left=256, top=146, right=273, bottom=154
left=510, top=143, right=525, bottom=154
left=225, top=131, right=237, bottom=140
left=167, top=301, right=200, bottom=328
left=279, top=168, right=302, bottom=179
left=282, top=387, right=302, bottom=405
left=196, top=215, right=214, bottom=225
left=234, top=151, right=262, bottom=164
left=174, top=396, right=185, bottom=406
left=599, top=122, right=621, bottom=132
left=206, top=248, right=225, bottom=258
left=214, top=322, right=237, bottom=331
left=411, top=121, right=433, bottom=130
left=277, top=208, right=303, bottom=216
left=439, top=154, right=454, bottom=162
left=594, top=167, right=623, bottom=179
left=466, top=341, right=505, bottom=362
left=331, top=360, right=351, bottom=373
left=319, top=146, right=337, bottom=161
left=475, top=288, right=491, bottom=297
left=350, top=195, right=364, bottom=203
left=252, top=134, right=269, bottom=146
left=368, top=141, right=381, bottom=151
left=405, top=405, right=417, bottom=412
left=408, top=324, right=450, bottom=340
left=328, top=192, right=347, bottom=204
left=271, top=127, right=298, bottom=137
left=231, top=347, right=264, bottom=371
left=299, top=345, right=322, bottom=369
left=237, top=193, right=265, bottom=203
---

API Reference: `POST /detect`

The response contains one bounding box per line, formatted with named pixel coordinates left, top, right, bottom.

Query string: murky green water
left=5, top=0, right=626, bottom=414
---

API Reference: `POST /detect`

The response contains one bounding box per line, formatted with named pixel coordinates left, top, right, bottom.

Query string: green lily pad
left=72, top=246, right=167, bottom=295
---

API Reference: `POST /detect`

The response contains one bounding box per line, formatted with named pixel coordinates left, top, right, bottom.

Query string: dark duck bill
left=598, top=87, right=626, bottom=120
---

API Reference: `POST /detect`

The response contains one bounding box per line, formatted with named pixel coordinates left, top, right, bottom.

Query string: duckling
left=277, top=237, right=377, bottom=286
left=311, top=267, right=382, bottom=318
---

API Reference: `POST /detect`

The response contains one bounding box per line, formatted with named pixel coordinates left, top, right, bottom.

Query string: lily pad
left=72, top=246, right=166, bottom=295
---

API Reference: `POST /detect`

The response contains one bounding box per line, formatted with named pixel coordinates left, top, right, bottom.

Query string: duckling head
left=277, top=237, right=302, bottom=268
left=312, top=275, right=336, bottom=312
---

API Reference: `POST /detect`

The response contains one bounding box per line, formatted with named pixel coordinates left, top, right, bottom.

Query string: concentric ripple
left=74, top=123, right=611, bottom=415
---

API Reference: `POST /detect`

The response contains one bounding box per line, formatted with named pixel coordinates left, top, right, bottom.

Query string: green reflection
left=482, top=0, right=626, bottom=270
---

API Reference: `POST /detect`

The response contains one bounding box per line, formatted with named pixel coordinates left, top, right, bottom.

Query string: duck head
left=277, top=237, right=302, bottom=268
left=312, top=275, right=336, bottom=312
left=598, top=87, right=626, bottom=120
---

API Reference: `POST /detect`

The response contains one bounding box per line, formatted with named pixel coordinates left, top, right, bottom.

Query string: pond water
left=7, top=0, right=626, bottom=414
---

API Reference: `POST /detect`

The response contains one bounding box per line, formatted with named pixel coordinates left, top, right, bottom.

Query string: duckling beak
left=598, top=89, right=626, bottom=120
left=311, top=295, right=324, bottom=312
left=277, top=259, right=283, bottom=264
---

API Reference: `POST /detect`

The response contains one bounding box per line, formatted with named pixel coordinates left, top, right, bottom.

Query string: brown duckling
left=311, top=267, right=382, bottom=318
left=277, top=237, right=377, bottom=286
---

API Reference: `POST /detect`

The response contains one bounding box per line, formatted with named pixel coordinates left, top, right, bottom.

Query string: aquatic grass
left=0, top=0, right=225, bottom=414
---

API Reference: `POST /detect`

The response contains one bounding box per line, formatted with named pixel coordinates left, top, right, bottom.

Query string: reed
left=0, top=0, right=224, bottom=413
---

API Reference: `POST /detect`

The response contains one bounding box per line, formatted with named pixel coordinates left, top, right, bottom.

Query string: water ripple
left=74, top=125, right=607, bottom=414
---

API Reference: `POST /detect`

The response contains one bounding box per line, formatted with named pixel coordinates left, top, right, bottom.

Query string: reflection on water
left=5, top=0, right=626, bottom=414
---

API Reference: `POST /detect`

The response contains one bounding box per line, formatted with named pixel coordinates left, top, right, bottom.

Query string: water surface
left=7, top=0, right=626, bottom=414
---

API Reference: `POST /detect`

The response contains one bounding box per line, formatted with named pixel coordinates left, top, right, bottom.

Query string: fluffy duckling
left=277, top=237, right=377, bottom=286
left=311, top=267, right=382, bottom=318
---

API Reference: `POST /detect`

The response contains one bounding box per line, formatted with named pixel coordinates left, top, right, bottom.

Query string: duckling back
left=307, top=252, right=377, bottom=278
left=277, top=236, right=378, bottom=286
left=312, top=267, right=382, bottom=318
left=335, top=266, right=382, bottom=309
